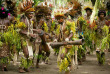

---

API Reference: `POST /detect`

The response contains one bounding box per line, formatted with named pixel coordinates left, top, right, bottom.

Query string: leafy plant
left=0, top=57, right=10, bottom=64
left=3, top=24, right=22, bottom=53
left=0, top=38, right=3, bottom=47
left=96, top=51, right=105, bottom=65
left=20, top=58, right=33, bottom=69
left=66, top=21, right=76, bottom=35
left=15, top=20, right=27, bottom=29
left=42, top=22, right=48, bottom=33
left=54, top=48, right=60, bottom=54
left=58, top=46, right=76, bottom=72
left=59, top=58, right=70, bottom=72
left=51, top=20, right=56, bottom=31
left=55, top=25, right=60, bottom=36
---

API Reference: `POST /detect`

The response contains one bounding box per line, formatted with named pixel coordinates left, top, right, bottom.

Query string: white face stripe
left=29, top=12, right=34, bottom=14
left=26, top=12, right=34, bottom=14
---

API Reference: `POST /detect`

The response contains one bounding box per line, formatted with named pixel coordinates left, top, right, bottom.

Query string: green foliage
left=96, top=51, right=105, bottom=65
left=59, top=58, right=70, bottom=72
left=22, top=40, right=27, bottom=47
left=0, top=35, right=3, bottom=47
left=54, top=48, right=59, bottom=54
left=78, top=47, right=82, bottom=60
left=0, top=57, right=9, bottom=64
left=36, top=54, right=44, bottom=60
left=78, top=45, right=86, bottom=61
left=100, top=25, right=109, bottom=51
left=3, top=24, right=21, bottom=53
left=67, top=0, right=71, bottom=2
left=66, top=21, right=76, bottom=35
left=101, top=36, right=109, bottom=50
left=0, top=41, right=3, bottom=47
left=20, top=58, right=33, bottom=69
left=78, top=17, right=88, bottom=31
left=95, top=25, right=109, bottom=64
left=102, top=25, right=109, bottom=36
left=15, top=20, right=27, bottom=29
left=58, top=46, right=76, bottom=72
left=51, top=21, right=56, bottom=31
left=84, top=0, right=91, bottom=2
left=55, top=25, right=60, bottom=36
left=78, top=17, right=92, bottom=47
left=42, top=22, right=48, bottom=33
left=34, top=51, right=48, bottom=61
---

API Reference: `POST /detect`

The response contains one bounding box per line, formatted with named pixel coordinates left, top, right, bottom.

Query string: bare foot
left=40, top=62, right=46, bottom=65
left=19, top=68, right=26, bottom=73
left=24, top=68, right=30, bottom=72
left=2, top=66, right=8, bottom=71
left=108, top=62, right=110, bottom=65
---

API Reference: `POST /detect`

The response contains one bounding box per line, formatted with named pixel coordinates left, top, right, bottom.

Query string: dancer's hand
left=29, top=34, right=37, bottom=38
left=65, top=38, right=69, bottom=41
left=53, top=39, right=57, bottom=42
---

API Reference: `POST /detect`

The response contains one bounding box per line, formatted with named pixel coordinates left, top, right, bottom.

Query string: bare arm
left=68, top=33, right=73, bottom=39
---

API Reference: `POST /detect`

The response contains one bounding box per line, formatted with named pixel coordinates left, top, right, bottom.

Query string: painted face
left=57, top=17, right=64, bottom=24
left=26, top=13, right=34, bottom=19
left=46, top=13, right=51, bottom=20
left=99, top=13, right=105, bottom=18
left=86, top=10, right=92, bottom=16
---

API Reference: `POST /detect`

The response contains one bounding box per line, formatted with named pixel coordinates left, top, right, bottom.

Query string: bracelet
left=38, top=30, right=44, bottom=36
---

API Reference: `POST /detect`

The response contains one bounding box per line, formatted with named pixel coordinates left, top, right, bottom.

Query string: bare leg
left=36, top=45, right=42, bottom=68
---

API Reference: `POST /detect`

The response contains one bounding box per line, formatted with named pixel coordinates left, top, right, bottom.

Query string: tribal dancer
left=95, top=10, right=109, bottom=65
left=18, top=0, right=36, bottom=73
left=83, top=1, right=94, bottom=55
left=35, top=3, right=52, bottom=67
left=54, top=8, right=76, bottom=74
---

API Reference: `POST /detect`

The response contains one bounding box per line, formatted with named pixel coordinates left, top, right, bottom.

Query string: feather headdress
left=54, top=7, right=69, bottom=20
left=35, top=5, right=51, bottom=17
left=68, top=0, right=82, bottom=17
left=68, top=0, right=81, bottom=9
left=83, top=1, right=93, bottom=10
left=19, top=0, right=35, bottom=13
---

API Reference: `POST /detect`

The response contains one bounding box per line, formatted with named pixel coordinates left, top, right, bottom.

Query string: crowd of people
left=0, top=0, right=110, bottom=74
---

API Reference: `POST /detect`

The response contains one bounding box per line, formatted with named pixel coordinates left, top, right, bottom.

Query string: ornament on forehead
left=28, top=12, right=34, bottom=13
left=98, top=10, right=106, bottom=17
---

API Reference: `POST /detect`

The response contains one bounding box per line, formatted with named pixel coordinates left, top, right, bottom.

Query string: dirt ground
left=0, top=50, right=110, bottom=74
